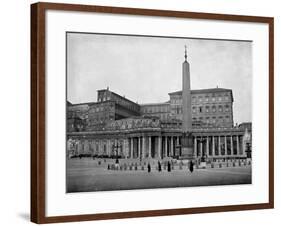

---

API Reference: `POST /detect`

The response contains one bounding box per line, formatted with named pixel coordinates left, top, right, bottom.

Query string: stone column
left=138, top=137, right=141, bottom=159
left=106, top=140, right=109, bottom=156
left=200, top=138, right=203, bottom=158
left=96, top=140, right=99, bottom=156
left=108, top=140, right=113, bottom=156
left=93, top=141, right=96, bottom=156
left=148, top=136, right=152, bottom=158
left=237, top=135, right=240, bottom=156
left=130, top=138, right=133, bottom=159
left=126, top=139, right=130, bottom=158
left=225, top=135, right=227, bottom=156
left=110, top=140, right=113, bottom=156
left=158, top=136, right=162, bottom=159
left=206, top=136, right=209, bottom=157
left=218, top=136, right=221, bottom=156
left=171, top=136, right=174, bottom=156
left=142, top=136, right=146, bottom=159
left=165, top=136, right=168, bottom=157
left=212, top=136, right=215, bottom=157
left=242, top=136, right=246, bottom=157
left=122, top=139, right=125, bottom=158
left=98, top=140, right=101, bottom=156
left=230, top=136, right=233, bottom=156
left=77, top=141, right=82, bottom=155
left=194, top=137, right=197, bottom=157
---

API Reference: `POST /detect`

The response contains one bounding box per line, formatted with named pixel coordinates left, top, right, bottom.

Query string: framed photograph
left=31, top=2, right=274, bottom=224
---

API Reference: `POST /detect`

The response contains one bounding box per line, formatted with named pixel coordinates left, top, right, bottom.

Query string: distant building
left=68, top=87, right=234, bottom=130
left=140, top=102, right=170, bottom=121
left=67, top=50, right=250, bottom=161
left=141, top=88, right=234, bottom=128
left=67, top=86, right=249, bottom=161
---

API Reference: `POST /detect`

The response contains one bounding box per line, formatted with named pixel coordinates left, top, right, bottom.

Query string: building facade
left=67, top=50, right=250, bottom=161
left=67, top=87, right=249, bottom=161
left=67, top=117, right=248, bottom=161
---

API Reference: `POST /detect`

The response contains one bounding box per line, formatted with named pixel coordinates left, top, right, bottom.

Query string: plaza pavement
left=66, top=158, right=252, bottom=192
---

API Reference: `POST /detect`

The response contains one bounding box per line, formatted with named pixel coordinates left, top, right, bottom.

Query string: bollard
left=158, top=162, right=162, bottom=172
left=147, top=164, right=151, bottom=173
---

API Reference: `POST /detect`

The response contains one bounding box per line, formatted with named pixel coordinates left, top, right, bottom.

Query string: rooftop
left=98, top=88, right=140, bottom=107
left=169, top=88, right=232, bottom=95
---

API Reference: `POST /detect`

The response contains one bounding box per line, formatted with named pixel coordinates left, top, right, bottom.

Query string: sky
left=67, top=32, right=252, bottom=124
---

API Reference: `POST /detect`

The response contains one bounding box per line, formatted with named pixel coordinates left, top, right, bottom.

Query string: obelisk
left=181, top=45, right=194, bottom=159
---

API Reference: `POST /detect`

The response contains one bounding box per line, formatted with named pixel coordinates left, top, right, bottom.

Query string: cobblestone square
left=66, top=158, right=251, bottom=192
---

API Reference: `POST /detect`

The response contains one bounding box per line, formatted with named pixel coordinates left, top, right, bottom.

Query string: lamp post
left=112, top=139, right=122, bottom=164
left=196, top=137, right=207, bottom=168
left=245, top=142, right=252, bottom=159
left=175, top=145, right=181, bottom=159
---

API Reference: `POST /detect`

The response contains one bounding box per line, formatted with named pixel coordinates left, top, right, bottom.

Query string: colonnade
left=68, top=134, right=246, bottom=159
left=194, top=135, right=245, bottom=158
left=128, top=135, right=181, bottom=159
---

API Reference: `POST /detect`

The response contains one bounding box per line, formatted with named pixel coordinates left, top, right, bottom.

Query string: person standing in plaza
left=189, top=160, right=194, bottom=173
left=167, top=161, right=171, bottom=172
left=158, top=161, right=162, bottom=172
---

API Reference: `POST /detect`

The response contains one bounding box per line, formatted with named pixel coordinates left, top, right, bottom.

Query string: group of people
left=146, top=160, right=194, bottom=173
left=107, top=160, right=195, bottom=172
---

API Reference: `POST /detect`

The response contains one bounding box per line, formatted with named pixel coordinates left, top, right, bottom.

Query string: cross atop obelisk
left=184, top=45, right=187, bottom=61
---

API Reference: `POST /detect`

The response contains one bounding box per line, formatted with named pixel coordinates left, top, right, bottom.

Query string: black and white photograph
left=66, top=32, right=252, bottom=193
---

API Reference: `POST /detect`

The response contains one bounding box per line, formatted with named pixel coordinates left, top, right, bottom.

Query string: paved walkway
left=66, top=158, right=251, bottom=193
